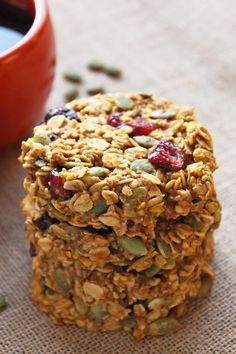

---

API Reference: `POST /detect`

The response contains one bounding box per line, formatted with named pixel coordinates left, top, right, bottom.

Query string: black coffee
left=0, top=2, right=34, bottom=53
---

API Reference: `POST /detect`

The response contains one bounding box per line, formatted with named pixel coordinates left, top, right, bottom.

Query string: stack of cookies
left=20, top=93, right=220, bottom=340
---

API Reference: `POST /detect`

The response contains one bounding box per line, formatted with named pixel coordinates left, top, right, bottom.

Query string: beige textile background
left=0, top=0, right=236, bottom=353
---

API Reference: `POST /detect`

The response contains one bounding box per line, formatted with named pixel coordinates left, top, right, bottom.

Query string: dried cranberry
left=148, top=140, right=186, bottom=172
left=107, top=112, right=124, bottom=127
left=48, top=169, right=74, bottom=199
left=44, top=107, right=78, bottom=123
left=129, top=118, right=157, bottom=136
left=33, top=212, right=58, bottom=230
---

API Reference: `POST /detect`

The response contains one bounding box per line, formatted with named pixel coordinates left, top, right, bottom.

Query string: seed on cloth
left=63, top=71, right=82, bottom=83
left=0, top=294, right=7, bottom=312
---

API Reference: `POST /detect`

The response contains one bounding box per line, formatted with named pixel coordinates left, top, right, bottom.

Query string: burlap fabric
left=0, top=0, right=235, bottom=353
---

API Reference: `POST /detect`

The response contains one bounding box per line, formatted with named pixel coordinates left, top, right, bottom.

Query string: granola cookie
left=20, top=93, right=221, bottom=340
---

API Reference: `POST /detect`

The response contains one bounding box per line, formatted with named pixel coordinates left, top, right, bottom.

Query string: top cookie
left=20, top=93, right=218, bottom=237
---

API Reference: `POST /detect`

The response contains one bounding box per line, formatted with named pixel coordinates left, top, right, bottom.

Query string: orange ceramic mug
left=0, top=0, right=55, bottom=149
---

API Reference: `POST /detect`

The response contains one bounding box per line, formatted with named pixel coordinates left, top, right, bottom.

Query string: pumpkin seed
left=87, top=60, right=105, bottom=71
left=118, top=236, right=147, bottom=256
left=121, top=316, right=136, bottom=330
left=45, top=288, right=55, bottom=296
left=63, top=71, right=82, bottom=83
left=59, top=223, right=81, bottom=234
left=64, top=87, right=79, bottom=102
left=104, top=65, right=122, bottom=78
left=33, top=134, right=51, bottom=145
left=35, top=159, right=46, bottom=168
left=133, top=135, right=157, bottom=148
left=197, top=276, right=213, bottom=298
left=139, top=92, right=152, bottom=98
left=0, top=293, right=7, bottom=312
left=144, top=264, right=160, bottom=277
left=131, top=159, right=155, bottom=173
left=88, top=167, right=109, bottom=178
left=156, top=238, right=171, bottom=258
left=90, top=304, right=104, bottom=320
left=55, top=268, right=70, bottom=293
left=115, top=96, right=133, bottom=110
left=76, top=248, right=89, bottom=257
left=150, top=110, right=176, bottom=119
left=86, top=86, right=105, bottom=95
left=132, top=186, right=147, bottom=198
left=184, top=215, right=204, bottom=231
left=149, top=318, right=180, bottom=336
left=91, top=200, right=108, bottom=216
left=75, top=302, right=88, bottom=315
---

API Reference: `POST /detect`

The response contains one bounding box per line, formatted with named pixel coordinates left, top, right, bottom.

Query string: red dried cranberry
left=129, top=118, right=157, bottom=136
left=148, top=140, right=186, bottom=172
left=107, top=112, right=124, bottom=127
left=44, top=107, right=78, bottom=123
left=48, top=169, right=74, bottom=199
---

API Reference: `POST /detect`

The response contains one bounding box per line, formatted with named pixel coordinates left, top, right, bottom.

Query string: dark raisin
left=49, top=134, right=59, bottom=142
left=127, top=220, right=134, bottom=229
left=44, top=107, right=78, bottom=123
left=29, top=243, right=36, bottom=257
left=129, top=117, right=157, bottom=136
left=33, top=212, right=57, bottom=230
left=48, top=169, right=74, bottom=199
left=148, top=140, right=186, bottom=172
left=86, top=225, right=113, bottom=235
left=107, top=112, right=124, bottom=128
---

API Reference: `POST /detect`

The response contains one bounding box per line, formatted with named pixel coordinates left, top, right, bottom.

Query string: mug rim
left=0, top=0, right=48, bottom=60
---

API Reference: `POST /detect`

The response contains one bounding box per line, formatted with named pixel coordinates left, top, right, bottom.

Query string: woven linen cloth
left=0, top=0, right=236, bottom=353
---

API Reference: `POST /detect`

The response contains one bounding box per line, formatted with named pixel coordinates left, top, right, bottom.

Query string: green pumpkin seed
left=115, top=96, right=133, bottom=110
left=118, top=236, right=147, bottom=256
left=55, top=268, right=70, bottom=293
left=0, top=293, right=7, bottom=312
left=156, top=238, right=171, bottom=258
left=150, top=110, right=176, bottom=119
left=144, top=265, right=160, bottom=277
left=59, top=223, right=81, bottom=234
left=33, top=134, right=51, bottom=145
left=131, top=159, right=155, bottom=174
left=184, top=215, right=204, bottom=231
left=133, top=135, right=157, bottom=148
left=88, top=167, right=109, bottom=178
left=76, top=248, right=89, bottom=257
left=45, top=288, right=55, bottom=296
left=197, top=277, right=213, bottom=298
left=75, top=302, right=88, bottom=315
left=132, top=186, right=147, bottom=198
left=35, top=159, right=46, bottom=168
left=91, top=200, right=108, bottom=216
left=121, top=316, right=136, bottom=330
left=139, top=92, right=152, bottom=98
left=104, top=65, right=122, bottom=78
left=90, top=304, right=104, bottom=320
left=86, top=86, right=105, bottom=95
left=149, top=318, right=180, bottom=336
left=63, top=71, right=82, bottom=83
left=87, top=60, right=105, bottom=71
left=64, top=87, right=79, bottom=102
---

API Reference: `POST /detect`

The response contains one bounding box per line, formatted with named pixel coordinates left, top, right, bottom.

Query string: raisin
left=148, top=140, right=186, bottom=172
left=33, top=212, right=58, bottom=230
left=44, top=107, right=78, bottom=123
